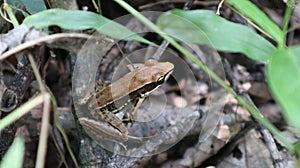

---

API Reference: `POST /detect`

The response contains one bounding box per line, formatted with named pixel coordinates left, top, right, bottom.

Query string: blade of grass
left=228, top=0, right=284, bottom=46
left=0, top=93, right=45, bottom=132
left=0, top=137, right=25, bottom=168
left=51, top=94, right=79, bottom=168
left=28, top=54, right=78, bottom=168
left=1, top=3, right=19, bottom=27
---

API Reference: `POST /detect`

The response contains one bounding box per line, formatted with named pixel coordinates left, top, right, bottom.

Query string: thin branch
left=0, top=33, right=91, bottom=61
left=139, top=0, right=219, bottom=10
left=35, top=93, right=51, bottom=168
left=216, top=0, right=225, bottom=15
left=152, top=0, right=196, bottom=60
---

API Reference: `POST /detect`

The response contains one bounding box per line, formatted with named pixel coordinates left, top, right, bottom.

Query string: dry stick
left=139, top=0, right=219, bottom=10
left=152, top=0, right=225, bottom=60
left=152, top=40, right=169, bottom=60
left=0, top=33, right=91, bottom=61
left=115, top=41, right=135, bottom=67
left=242, top=93, right=284, bottom=168
left=28, top=54, right=50, bottom=168
left=219, top=6, right=283, bottom=164
left=183, top=0, right=196, bottom=10
left=28, top=52, right=77, bottom=167
left=35, top=94, right=51, bottom=168
left=201, top=121, right=256, bottom=167
left=223, top=58, right=283, bottom=167
left=92, top=0, right=100, bottom=13
left=224, top=3, right=274, bottom=41
left=216, top=0, right=225, bottom=15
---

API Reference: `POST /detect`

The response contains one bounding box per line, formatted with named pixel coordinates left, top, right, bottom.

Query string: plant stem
left=2, top=3, right=19, bottom=27
left=281, top=0, right=295, bottom=48
left=0, top=94, right=45, bottom=132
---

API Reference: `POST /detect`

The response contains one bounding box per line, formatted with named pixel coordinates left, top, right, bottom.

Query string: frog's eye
left=156, top=76, right=165, bottom=85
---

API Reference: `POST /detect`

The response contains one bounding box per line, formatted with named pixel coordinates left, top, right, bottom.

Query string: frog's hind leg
left=91, top=109, right=128, bottom=139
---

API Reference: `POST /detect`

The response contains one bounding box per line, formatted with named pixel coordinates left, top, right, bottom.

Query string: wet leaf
left=157, top=9, right=275, bottom=62
left=23, top=8, right=155, bottom=46
left=268, top=46, right=300, bottom=131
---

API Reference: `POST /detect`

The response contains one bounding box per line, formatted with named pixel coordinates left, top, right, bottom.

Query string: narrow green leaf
left=8, top=0, right=46, bottom=15
left=23, top=8, right=155, bottom=46
left=0, top=137, right=25, bottom=168
left=157, top=9, right=275, bottom=62
left=295, top=141, right=300, bottom=157
left=7, top=0, right=30, bottom=17
left=268, top=46, right=300, bottom=131
left=20, top=0, right=46, bottom=14
left=228, top=0, right=284, bottom=45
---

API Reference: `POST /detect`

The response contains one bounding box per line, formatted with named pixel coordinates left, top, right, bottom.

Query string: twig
left=223, top=56, right=284, bottom=167
left=0, top=33, right=91, bottom=61
left=28, top=53, right=50, bottom=168
left=183, top=0, right=195, bottom=10
left=216, top=0, right=225, bottom=15
left=35, top=93, right=51, bottom=168
left=28, top=54, right=77, bottom=167
left=242, top=93, right=284, bottom=168
left=28, top=54, right=45, bottom=92
left=201, top=121, right=255, bottom=167
left=224, top=3, right=274, bottom=41
left=139, top=0, right=219, bottom=10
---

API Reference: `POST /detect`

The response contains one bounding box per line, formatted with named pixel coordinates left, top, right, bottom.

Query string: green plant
left=0, top=137, right=25, bottom=168
left=113, top=0, right=300, bottom=156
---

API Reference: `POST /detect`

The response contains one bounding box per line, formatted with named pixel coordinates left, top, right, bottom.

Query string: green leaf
left=23, top=8, right=155, bottom=46
left=268, top=46, right=300, bottom=131
left=20, top=0, right=47, bottom=14
left=0, top=137, right=25, bottom=168
left=157, top=9, right=275, bottom=62
left=295, top=141, right=300, bottom=157
left=7, top=0, right=46, bottom=15
left=228, top=0, right=284, bottom=45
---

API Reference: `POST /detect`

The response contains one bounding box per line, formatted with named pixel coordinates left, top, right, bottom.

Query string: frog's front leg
left=122, top=97, right=145, bottom=123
